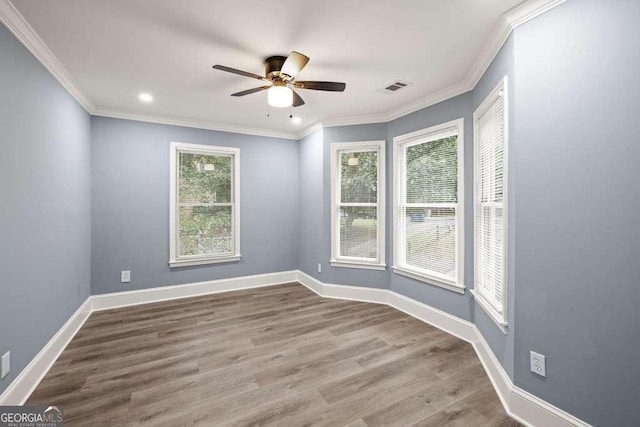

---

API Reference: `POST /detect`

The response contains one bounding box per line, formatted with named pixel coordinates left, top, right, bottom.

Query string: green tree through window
left=178, top=152, right=233, bottom=257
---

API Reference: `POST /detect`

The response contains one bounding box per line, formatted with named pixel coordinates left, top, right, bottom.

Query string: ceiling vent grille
left=378, top=80, right=413, bottom=94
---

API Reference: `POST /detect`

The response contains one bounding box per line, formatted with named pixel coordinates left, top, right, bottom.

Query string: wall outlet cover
left=530, top=351, right=546, bottom=377
left=318, top=263, right=322, bottom=274
left=121, top=270, right=131, bottom=283
left=1, top=351, right=10, bottom=379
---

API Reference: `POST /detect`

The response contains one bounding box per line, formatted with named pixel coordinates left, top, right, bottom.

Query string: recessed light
left=139, top=93, right=153, bottom=103
left=291, top=116, right=302, bottom=124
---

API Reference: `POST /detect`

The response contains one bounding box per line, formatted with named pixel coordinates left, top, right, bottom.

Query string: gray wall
left=511, top=1, right=640, bottom=425
left=311, top=93, right=477, bottom=320
left=297, top=4, right=640, bottom=422
left=471, top=35, right=516, bottom=378
left=297, top=129, right=324, bottom=280
left=307, top=49, right=514, bottom=366
left=387, top=93, right=475, bottom=322
left=322, top=124, right=390, bottom=288
left=3, top=0, right=638, bottom=423
left=90, top=116, right=299, bottom=294
left=0, top=23, right=91, bottom=395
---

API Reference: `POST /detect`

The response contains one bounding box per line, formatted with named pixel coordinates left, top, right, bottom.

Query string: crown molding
left=298, top=78, right=472, bottom=137
left=505, top=0, right=567, bottom=28
left=0, top=0, right=95, bottom=112
left=464, top=0, right=566, bottom=89
left=311, top=79, right=473, bottom=132
left=298, top=0, right=566, bottom=137
left=463, top=12, right=514, bottom=93
left=0, top=0, right=299, bottom=140
left=297, top=121, right=324, bottom=139
left=2, top=0, right=565, bottom=142
left=92, top=108, right=298, bottom=140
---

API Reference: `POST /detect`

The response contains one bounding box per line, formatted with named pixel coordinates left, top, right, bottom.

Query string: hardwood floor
left=28, top=283, right=520, bottom=426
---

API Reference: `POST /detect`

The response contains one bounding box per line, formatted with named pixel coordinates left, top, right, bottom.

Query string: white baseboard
left=1, top=269, right=589, bottom=427
left=510, top=385, right=592, bottom=427
left=298, top=272, right=389, bottom=305
left=468, top=330, right=590, bottom=427
left=90, top=270, right=299, bottom=311
left=469, top=326, right=513, bottom=417
left=0, top=298, right=92, bottom=406
left=388, top=292, right=476, bottom=343
left=0, top=270, right=297, bottom=405
left=295, top=271, right=590, bottom=427
left=290, top=271, right=325, bottom=297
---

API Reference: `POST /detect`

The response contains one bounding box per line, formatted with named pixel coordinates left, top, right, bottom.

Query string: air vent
left=378, top=80, right=413, bottom=94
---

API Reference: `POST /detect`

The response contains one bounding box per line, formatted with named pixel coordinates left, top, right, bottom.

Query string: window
left=330, top=141, right=385, bottom=270
left=169, top=142, right=240, bottom=267
left=473, top=77, right=508, bottom=328
left=393, top=119, right=464, bottom=292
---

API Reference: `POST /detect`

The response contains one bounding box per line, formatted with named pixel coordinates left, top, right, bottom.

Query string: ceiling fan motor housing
left=265, top=56, right=287, bottom=80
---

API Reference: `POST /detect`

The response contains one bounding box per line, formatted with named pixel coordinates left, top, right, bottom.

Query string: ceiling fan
left=212, top=51, right=346, bottom=109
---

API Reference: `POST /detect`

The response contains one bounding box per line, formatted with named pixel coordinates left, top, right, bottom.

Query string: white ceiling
left=11, top=0, right=525, bottom=136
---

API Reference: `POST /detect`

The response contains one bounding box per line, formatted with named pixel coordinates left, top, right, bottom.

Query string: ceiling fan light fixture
left=213, top=51, right=345, bottom=110
left=267, top=85, right=293, bottom=108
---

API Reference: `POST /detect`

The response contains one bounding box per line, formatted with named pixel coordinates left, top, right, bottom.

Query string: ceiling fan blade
left=292, top=89, right=305, bottom=107
left=294, top=81, right=346, bottom=92
left=212, top=65, right=265, bottom=80
left=231, top=86, right=270, bottom=97
left=280, top=51, right=310, bottom=80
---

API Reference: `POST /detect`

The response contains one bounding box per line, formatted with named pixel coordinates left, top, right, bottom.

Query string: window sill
left=169, top=256, right=241, bottom=268
left=470, top=289, right=508, bottom=334
left=392, top=266, right=465, bottom=294
left=330, top=260, right=387, bottom=271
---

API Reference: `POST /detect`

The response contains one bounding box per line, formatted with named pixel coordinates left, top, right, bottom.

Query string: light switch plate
left=121, top=270, right=131, bottom=283
left=530, top=351, right=546, bottom=377
left=1, top=351, right=10, bottom=379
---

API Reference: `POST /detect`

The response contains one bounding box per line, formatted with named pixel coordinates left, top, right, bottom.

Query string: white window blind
left=474, top=78, right=507, bottom=323
left=331, top=141, right=385, bottom=269
left=393, top=119, right=464, bottom=290
left=169, top=143, right=240, bottom=267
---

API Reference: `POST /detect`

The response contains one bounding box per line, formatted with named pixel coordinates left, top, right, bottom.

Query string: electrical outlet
left=530, top=351, right=546, bottom=377
left=318, top=263, right=322, bottom=274
left=1, top=351, right=10, bottom=379
left=121, top=270, right=131, bottom=283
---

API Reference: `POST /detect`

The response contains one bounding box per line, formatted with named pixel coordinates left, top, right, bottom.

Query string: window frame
left=169, top=141, right=241, bottom=268
left=471, top=76, right=509, bottom=331
left=330, top=140, right=386, bottom=270
left=392, top=119, right=465, bottom=293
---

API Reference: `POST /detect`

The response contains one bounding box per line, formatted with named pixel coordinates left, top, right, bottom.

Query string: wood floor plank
left=27, top=283, right=520, bottom=426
